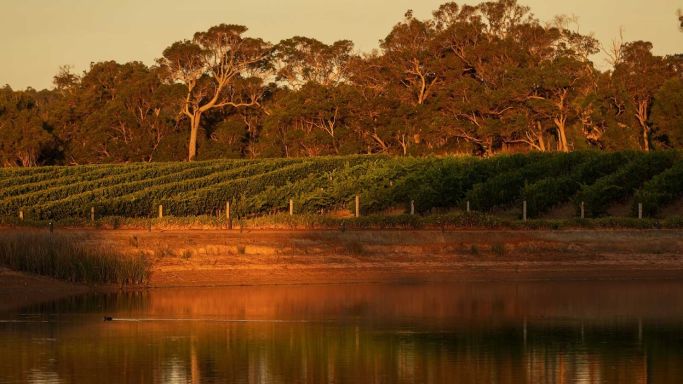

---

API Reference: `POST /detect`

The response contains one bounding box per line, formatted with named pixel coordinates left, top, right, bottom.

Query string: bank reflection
left=1, top=281, right=682, bottom=383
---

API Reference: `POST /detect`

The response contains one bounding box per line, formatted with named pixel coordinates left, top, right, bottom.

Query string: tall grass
left=0, top=232, right=150, bottom=285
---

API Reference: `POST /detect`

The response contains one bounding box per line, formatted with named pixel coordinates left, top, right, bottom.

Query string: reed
left=0, top=232, right=150, bottom=285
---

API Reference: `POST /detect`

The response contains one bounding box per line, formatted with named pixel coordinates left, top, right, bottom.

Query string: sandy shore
left=1, top=228, right=682, bottom=310
left=42, top=228, right=683, bottom=285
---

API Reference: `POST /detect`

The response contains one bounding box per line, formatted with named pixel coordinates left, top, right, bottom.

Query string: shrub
left=466, top=152, right=592, bottom=211
left=523, top=152, right=631, bottom=217
left=633, top=159, right=683, bottom=217
left=576, top=152, right=676, bottom=217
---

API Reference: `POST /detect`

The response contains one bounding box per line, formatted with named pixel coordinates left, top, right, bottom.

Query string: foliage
left=633, top=159, right=683, bottom=217
left=575, top=151, right=676, bottom=217
left=1, top=152, right=680, bottom=223
left=0, top=232, right=150, bottom=285
left=465, top=152, right=592, bottom=211
left=2, top=1, right=682, bottom=166
left=523, top=152, right=631, bottom=217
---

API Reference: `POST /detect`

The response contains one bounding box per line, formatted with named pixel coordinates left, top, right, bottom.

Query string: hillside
left=0, top=152, right=681, bottom=223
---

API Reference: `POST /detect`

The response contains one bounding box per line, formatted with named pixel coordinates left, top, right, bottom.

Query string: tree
left=48, top=61, right=186, bottom=163
left=272, top=37, right=354, bottom=89
left=0, top=86, right=55, bottom=166
left=158, top=24, right=271, bottom=161
left=652, top=78, right=683, bottom=148
left=525, top=58, right=596, bottom=152
left=611, top=41, right=673, bottom=151
left=379, top=11, right=442, bottom=106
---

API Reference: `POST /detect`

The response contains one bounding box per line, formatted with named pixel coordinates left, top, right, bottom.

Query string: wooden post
left=581, top=201, right=585, bottom=219
left=410, top=200, right=415, bottom=215
left=355, top=194, right=360, bottom=218
left=158, top=204, right=163, bottom=219
left=638, top=203, right=643, bottom=220
left=90, top=207, right=95, bottom=223
left=226, top=201, right=232, bottom=230
left=18, top=210, right=23, bottom=221
left=289, top=199, right=294, bottom=216
left=522, top=200, right=527, bottom=222
left=466, top=201, right=470, bottom=213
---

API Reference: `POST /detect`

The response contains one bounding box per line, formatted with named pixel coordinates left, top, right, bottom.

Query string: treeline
left=1, top=0, right=682, bottom=166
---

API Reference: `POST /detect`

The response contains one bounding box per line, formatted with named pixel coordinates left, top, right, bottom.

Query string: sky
left=1, top=0, right=681, bottom=90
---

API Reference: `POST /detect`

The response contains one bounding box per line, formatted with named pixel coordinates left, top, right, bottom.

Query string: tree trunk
left=537, top=122, right=547, bottom=152
left=636, top=101, right=651, bottom=152
left=554, top=116, right=569, bottom=152
left=399, top=134, right=408, bottom=156
left=188, top=114, right=201, bottom=161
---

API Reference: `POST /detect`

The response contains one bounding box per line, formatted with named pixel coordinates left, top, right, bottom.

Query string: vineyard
left=0, top=152, right=681, bottom=223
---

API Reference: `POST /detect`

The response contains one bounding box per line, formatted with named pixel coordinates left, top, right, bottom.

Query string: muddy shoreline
left=1, top=228, right=682, bottom=310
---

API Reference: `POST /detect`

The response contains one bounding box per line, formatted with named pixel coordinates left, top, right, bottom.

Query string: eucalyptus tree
left=652, top=78, right=683, bottom=148
left=611, top=41, right=673, bottom=151
left=158, top=24, right=272, bottom=161
left=378, top=11, right=442, bottom=107
left=0, top=86, right=55, bottom=166
left=48, top=61, right=184, bottom=163
left=272, top=37, right=354, bottom=89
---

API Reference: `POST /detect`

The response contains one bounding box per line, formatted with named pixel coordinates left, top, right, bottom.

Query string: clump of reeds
left=0, top=232, right=150, bottom=285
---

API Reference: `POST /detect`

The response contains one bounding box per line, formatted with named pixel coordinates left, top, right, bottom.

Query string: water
left=1, top=281, right=683, bottom=383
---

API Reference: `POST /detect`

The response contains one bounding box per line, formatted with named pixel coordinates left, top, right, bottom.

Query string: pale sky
left=1, top=0, right=681, bottom=90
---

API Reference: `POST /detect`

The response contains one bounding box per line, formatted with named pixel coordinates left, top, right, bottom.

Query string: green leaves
left=0, top=152, right=680, bottom=221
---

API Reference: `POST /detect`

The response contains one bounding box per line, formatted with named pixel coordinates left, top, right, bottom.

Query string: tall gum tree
left=272, top=37, right=354, bottom=89
left=380, top=11, right=442, bottom=106
left=611, top=41, right=673, bottom=152
left=158, top=24, right=271, bottom=161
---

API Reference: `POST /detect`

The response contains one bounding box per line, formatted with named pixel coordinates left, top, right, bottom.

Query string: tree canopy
left=1, top=0, right=681, bottom=166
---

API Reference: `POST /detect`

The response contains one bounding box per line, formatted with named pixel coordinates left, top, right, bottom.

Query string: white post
left=158, top=204, right=163, bottom=219
left=466, top=201, right=470, bottom=213
left=410, top=200, right=415, bottom=215
left=90, top=207, right=95, bottom=223
left=289, top=199, right=294, bottom=216
left=227, top=201, right=232, bottom=230
left=18, top=210, right=23, bottom=221
left=355, top=195, right=360, bottom=218
left=581, top=201, right=585, bottom=219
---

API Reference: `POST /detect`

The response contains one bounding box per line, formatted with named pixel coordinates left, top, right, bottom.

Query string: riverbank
left=0, top=267, right=89, bottom=312
left=2, top=228, right=681, bottom=289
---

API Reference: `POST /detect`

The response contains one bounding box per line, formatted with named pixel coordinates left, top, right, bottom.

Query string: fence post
left=226, top=201, right=232, bottom=230
left=410, top=200, right=415, bottom=215
left=289, top=199, right=294, bottom=216
left=466, top=201, right=470, bottom=213
left=158, top=204, right=163, bottom=219
left=581, top=201, right=585, bottom=219
left=355, top=195, right=360, bottom=218
left=18, top=210, right=23, bottom=222
left=90, top=207, right=95, bottom=223
left=522, top=200, right=527, bottom=222
left=638, top=203, right=643, bottom=220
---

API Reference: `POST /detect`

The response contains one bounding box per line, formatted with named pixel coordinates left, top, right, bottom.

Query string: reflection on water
left=1, top=281, right=683, bottom=383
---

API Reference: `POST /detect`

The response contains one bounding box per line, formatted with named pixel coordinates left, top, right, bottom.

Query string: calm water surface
left=1, top=281, right=683, bottom=383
